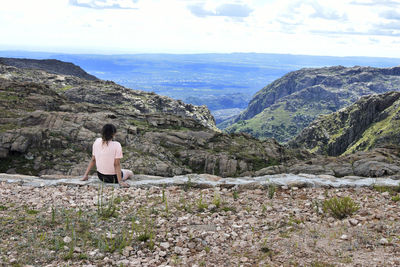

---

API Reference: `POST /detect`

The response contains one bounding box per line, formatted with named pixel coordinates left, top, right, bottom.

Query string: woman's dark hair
left=102, top=124, right=117, bottom=144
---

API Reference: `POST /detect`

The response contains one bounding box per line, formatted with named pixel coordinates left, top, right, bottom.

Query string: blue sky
left=1, top=0, right=400, bottom=57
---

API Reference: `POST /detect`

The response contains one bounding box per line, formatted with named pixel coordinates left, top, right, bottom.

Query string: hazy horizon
left=2, top=0, right=400, bottom=58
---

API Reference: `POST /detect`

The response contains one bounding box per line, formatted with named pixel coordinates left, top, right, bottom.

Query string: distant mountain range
left=225, top=65, right=400, bottom=143
left=1, top=51, right=399, bottom=123
left=0, top=57, right=98, bottom=80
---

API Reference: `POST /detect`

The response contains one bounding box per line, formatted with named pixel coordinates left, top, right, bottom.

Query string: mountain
left=0, top=63, right=288, bottom=177
left=225, top=65, right=400, bottom=143
left=288, top=91, right=400, bottom=156
left=2, top=51, right=400, bottom=116
left=0, top=57, right=98, bottom=80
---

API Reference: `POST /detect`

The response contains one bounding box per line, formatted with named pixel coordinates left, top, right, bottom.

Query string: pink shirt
left=92, top=138, right=123, bottom=175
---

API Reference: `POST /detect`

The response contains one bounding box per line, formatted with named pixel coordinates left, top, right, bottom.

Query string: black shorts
left=97, top=171, right=124, bottom=184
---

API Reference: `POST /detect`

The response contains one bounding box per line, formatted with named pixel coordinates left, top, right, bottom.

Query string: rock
left=160, top=242, right=170, bottom=250
left=63, top=236, right=72, bottom=243
left=290, top=91, right=400, bottom=157
left=379, top=238, right=389, bottom=245
left=116, top=259, right=130, bottom=266
left=340, top=234, right=349, bottom=240
left=349, top=218, right=358, bottom=226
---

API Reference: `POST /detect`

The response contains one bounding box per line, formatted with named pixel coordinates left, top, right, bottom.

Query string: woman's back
left=92, top=138, right=123, bottom=175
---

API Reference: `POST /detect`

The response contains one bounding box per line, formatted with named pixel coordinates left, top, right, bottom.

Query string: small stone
left=88, top=251, right=97, bottom=257
left=379, top=238, right=389, bottom=245
left=174, top=246, right=183, bottom=254
left=208, top=204, right=216, bottom=210
left=160, top=242, right=170, bottom=250
left=159, top=251, right=167, bottom=257
left=106, top=232, right=116, bottom=239
left=240, top=257, right=248, bottom=262
left=349, top=218, right=358, bottom=226
left=117, top=259, right=130, bottom=266
left=63, top=236, right=72, bottom=243
left=340, top=234, right=348, bottom=240
left=74, top=247, right=81, bottom=253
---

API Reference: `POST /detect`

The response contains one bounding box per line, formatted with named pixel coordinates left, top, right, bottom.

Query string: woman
left=81, top=124, right=132, bottom=188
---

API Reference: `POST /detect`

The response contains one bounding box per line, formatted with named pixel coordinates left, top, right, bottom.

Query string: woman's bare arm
left=114, top=158, right=129, bottom=187
left=81, top=155, right=96, bottom=181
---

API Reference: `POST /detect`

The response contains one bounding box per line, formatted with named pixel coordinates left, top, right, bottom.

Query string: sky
left=1, top=0, right=400, bottom=57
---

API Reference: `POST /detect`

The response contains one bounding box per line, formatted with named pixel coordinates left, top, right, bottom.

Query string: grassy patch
left=322, top=196, right=359, bottom=219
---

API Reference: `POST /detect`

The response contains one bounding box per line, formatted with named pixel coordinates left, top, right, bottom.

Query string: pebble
left=340, top=234, right=349, bottom=240
left=379, top=238, right=389, bottom=245
left=160, top=242, right=170, bottom=250
left=63, top=236, right=72, bottom=243
left=349, top=218, right=358, bottom=226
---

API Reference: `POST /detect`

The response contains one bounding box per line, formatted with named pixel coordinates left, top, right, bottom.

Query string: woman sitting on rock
left=81, top=123, right=132, bottom=187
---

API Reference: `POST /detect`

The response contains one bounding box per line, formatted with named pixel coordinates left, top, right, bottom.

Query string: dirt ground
left=0, top=182, right=400, bottom=266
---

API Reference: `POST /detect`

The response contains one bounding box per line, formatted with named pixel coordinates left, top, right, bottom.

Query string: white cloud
left=69, top=0, right=138, bottom=9
left=188, top=3, right=253, bottom=18
left=0, top=0, right=399, bottom=57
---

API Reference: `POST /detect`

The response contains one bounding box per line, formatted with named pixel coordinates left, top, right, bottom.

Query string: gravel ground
left=1, top=182, right=400, bottom=266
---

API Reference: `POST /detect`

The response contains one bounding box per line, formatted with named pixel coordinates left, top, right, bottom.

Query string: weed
left=221, top=206, right=236, bottom=212
left=391, top=195, right=400, bottom=202
left=196, top=192, right=208, bottom=212
left=268, top=184, right=276, bottom=199
left=97, top=186, right=118, bottom=219
left=184, top=176, right=193, bottom=191
left=212, top=192, right=221, bottom=208
left=310, top=262, right=335, bottom=267
left=51, top=206, right=56, bottom=224
left=322, top=196, right=359, bottom=219
left=25, top=209, right=39, bottom=215
left=0, top=205, right=8, bottom=211
left=162, top=188, right=166, bottom=203
left=233, top=190, right=239, bottom=201
left=132, top=209, right=155, bottom=250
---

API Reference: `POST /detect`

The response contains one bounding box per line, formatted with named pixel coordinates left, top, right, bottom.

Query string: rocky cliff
left=0, top=57, right=98, bottom=81
left=289, top=91, right=400, bottom=156
left=225, top=66, right=400, bottom=143
left=0, top=64, right=288, bottom=177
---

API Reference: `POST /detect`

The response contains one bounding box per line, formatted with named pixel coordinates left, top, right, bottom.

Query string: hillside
left=289, top=91, right=400, bottom=156
left=0, top=57, right=98, bottom=80
left=225, top=66, right=400, bottom=143
left=0, top=64, right=288, bottom=177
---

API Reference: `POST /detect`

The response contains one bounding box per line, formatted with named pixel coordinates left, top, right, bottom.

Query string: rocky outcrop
left=0, top=64, right=288, bottom=177
left=0, top=57, right=98, bottom=80
left=225, top=65, right=400, bottom=142
left=256, top=147, right=400, bottom=178
left=289, top=92, right=400, bottom=156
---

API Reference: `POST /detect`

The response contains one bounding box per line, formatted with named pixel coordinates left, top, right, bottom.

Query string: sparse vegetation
left=322, top=196, right=360, bottom=219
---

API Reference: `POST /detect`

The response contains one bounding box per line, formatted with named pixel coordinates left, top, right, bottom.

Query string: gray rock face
left=289, top=91, right=400, bottom=156
left=0, top=65, right=287, bottom=177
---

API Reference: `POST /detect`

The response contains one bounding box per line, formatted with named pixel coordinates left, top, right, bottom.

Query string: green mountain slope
left=225, top=66, right=400, bottom=143
left=288, top=91, right=400, bottom=156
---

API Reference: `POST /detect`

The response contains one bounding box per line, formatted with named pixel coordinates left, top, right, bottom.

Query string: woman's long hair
left=101, top=124, right=117, bottom=145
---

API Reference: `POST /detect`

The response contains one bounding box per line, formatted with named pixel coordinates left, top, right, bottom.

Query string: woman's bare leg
left=121, top=169, right=133, bottom=181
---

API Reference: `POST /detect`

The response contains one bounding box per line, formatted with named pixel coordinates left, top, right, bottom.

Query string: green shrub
left=392, top=195, right=400, bottom=202
left=322, top=196, right=359, bottom=219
